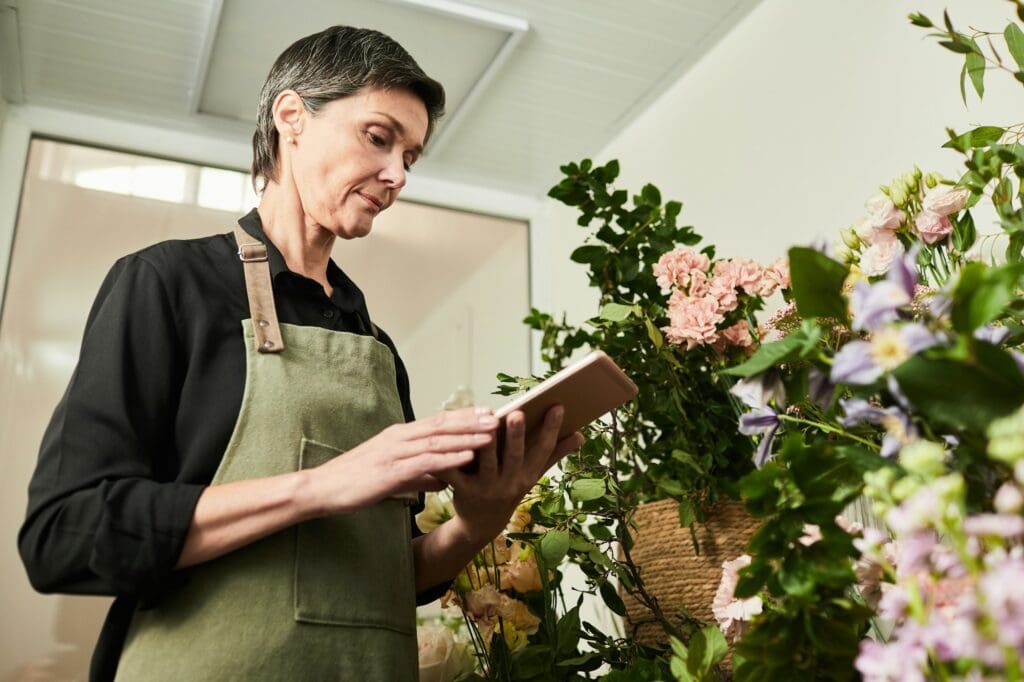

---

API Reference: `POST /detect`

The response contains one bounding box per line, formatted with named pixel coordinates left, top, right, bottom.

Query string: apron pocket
left=294, top=438, right=417, bottom=635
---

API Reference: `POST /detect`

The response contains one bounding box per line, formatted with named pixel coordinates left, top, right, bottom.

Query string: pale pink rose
left=914, top=209, right=953, bottom=245
left=707, top=276, right=739, bottom=313
left=798, top=524, right=823, bottom=546
left=866, top=193, right=904, bottom=232
left=653, top=248, right=710, bottom=290
left=712, top=554, right=763, bottom=641
left=688, top=270, right=710, bottom=298
left=859, top=233, right=905, bottom=276
left=662, top=294, right=724, bottom=349
left=502, top=556, right=542, bottom=594
left=853, top=216, right=875, bottom=246
left=464, top=584, right=502, bottom=620
left=922, top=186, right=970, bottom=217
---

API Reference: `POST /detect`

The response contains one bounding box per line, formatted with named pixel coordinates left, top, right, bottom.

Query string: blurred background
left=0, top=0, right=1021, bottom=678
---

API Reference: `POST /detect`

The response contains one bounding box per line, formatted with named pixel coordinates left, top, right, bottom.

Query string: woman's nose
left=379, top=156, right=406, bottom=189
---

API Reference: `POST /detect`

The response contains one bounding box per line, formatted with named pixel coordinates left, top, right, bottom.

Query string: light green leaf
left=644, top=318, right=664, bottom=350
left=966, top=42, right=985, bottom=99
left=677, top=498, right=696, bottom=527
left=722, top=329, right=810, bottom=377
left=943, top=126, right=1006, bottom=150
left=569, top=478, right=606, bottom=502
left=539, top=529, right=571, bottom=566
left=600, top=302, right=633, bottom=322
left=1006, top=23, right=1024, bottom=69
left=688, top=626, right=728, bottom=674
left=787, top=247, right=849, bottom=321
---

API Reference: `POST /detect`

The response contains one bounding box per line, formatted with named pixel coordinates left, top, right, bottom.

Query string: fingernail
left=473, top=433, right=491, bottom=443
left=552, top=406, right=564, bottom=419
left=474, top=406, right=492, bottom=415
left=479, top=416, right=499, bottom=426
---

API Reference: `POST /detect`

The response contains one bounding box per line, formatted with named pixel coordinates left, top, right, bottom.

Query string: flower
left=866, top=193, right=905, bottom=232
left=838, top=398, right=915, bottom=457
left=914, top=210, right=953, bottom=245
left=899, top=440, right=947, bottom=478
left=730, top=372, right=786, bottom=410
left=978, top=555, right=1024, bottom=650
left=502, top=555, right=542, bottom=593
left=974, top=324, right=1010, bottom=345
left=738, top=406, right=780, bottom=468
left=798, top=524, right=823, bottom=546
left=859, top=233, right=905, bottom=277
left=987, top=406, right=1024, bottom=464
left=994, top=482, right=1024, bottom=514
left=719, top=320, right=754, bottom=349
left=962, top=513, right=1024, bottom=538
left=663, top=293, right=723, bottom=349
left=707, top=275, right=739, bottom=313
left=417, top=624, right=475, bottom=682
left=758, top=257, right=790, bottom=294
left=855, top=637, right=927, bottom=682
left=921, top=185, right=970, bottom=216
left=853, top=216, right=876, bottom=245
left=654, top=247, right=710, bottom=290
left=417, top=493, right=455, bottom=533
left=712, top=555, right=763, bottom=641
left=830, top=323, right=939, bottom=385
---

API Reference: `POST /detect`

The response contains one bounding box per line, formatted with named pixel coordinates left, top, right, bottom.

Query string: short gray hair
left=251, top=26, right=445, bottom=191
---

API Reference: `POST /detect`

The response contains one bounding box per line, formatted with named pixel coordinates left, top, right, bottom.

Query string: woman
left=19, top=26, right=583, bottom=681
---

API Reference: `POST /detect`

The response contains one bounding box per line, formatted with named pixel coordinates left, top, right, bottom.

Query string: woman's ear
left=272, top=90, right=305, bottom=140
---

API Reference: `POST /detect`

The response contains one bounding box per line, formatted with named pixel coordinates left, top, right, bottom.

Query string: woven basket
left=621, top=498, right=761, bottom=646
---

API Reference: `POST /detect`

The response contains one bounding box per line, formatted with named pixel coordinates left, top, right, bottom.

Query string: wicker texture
left=622, top=498, right=760, bottom=646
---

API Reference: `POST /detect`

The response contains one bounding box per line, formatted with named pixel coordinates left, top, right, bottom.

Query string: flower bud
left=891, top=476, right=921, bottom=502
left=841, top=227, right=861, bottom=249
left=834, top=242, right=854, bottom=263
left=899, top=440, right=947, bottom=478
left=891, top=185, right=909, bottom=208
left=913, top=166, right=923, bottom=181
left=932, top=473, right=965, bottom=507
left=879, top=185, right=891, bottom=197
left=994, top=482, right=1024, bottom=514
left=864, top=467, right=897, bottom=499
left=902, top=171, right=918, bottom=192
left=924, top=173, right=938, bottom=189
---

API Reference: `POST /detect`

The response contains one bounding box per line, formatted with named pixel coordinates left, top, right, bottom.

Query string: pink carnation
left=662, top=294, right=723, bottom=350
left=718, top=258, right=764, bottom=295
left=653, top=248, right=710, bottom=290
left=754, top=258, right=790, bottom=296
left=914, top=210, right=953, bottom=245
left=707, top=276, right=739, bottom=313
left=721, top=321, right=753, bottom=348
left=688, top=270, right=710, bottom=298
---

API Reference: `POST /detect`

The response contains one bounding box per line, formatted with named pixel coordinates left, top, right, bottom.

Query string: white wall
left=533, top=0, right=1024, bottom=332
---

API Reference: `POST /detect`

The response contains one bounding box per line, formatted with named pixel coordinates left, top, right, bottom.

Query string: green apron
left=115, top=228, right=418, bottom=680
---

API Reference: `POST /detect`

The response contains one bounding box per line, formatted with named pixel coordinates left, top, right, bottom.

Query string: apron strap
left=233, top=225, right=285, bottom=354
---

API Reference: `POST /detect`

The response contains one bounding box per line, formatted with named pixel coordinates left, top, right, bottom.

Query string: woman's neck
left=256, top=181, right=335, bottom=297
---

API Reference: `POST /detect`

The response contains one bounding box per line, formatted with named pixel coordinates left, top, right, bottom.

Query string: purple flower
left=974, top=324, right=1010, bottom=345
left=962, top=513, right=1024, bottom=538
left=739, top=406, right=780, bottom=469
left=855, top=638, right=927, bottom=682
left=729, top=372, right=785, bottom=409
left=831, top=324, right=940, bottom=385
left=807, top=367, right=834, bottom=410
left=851, top=247, right=918, bottom=332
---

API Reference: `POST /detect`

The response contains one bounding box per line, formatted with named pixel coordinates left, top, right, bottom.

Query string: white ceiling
left=3, top=0, right=762, bottom=198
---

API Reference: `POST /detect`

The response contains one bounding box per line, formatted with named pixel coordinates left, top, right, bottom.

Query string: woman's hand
left=438, top=405, right=585, bottom=545
left=304, top=406, right=500, bottom=518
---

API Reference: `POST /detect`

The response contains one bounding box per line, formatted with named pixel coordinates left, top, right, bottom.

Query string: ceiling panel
left=7, top=0, right=763, bottom=198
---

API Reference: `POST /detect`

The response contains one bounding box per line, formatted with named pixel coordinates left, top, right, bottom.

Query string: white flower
left=711, top=554, right=763, bottom=641
left=418, top=624, right=475, bottom=682
left=859, top=235, right=905, bottom=277
left=416, top=493, right=454, bottom=533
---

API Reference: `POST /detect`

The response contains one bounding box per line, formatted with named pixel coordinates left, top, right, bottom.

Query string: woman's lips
left=356, top=192, right=382, bottom=212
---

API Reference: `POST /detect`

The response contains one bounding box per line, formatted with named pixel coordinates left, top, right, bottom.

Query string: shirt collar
left=236, top=208, right=367, bottom=314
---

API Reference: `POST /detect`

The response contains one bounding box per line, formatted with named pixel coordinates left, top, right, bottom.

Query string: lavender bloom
left=831, top=324, right=940, bottom=385
left=887, top=375, right=913, bottom=412
left=979, top=556, right=1024, bottom=650
left=851, top=247, right=918, bottom=332
left=729, top=372, right=785, bottom=409
left=840, top=398, right=915, bottom=457
left=739, top=406, right=780, bottom=469
left=974, top=324, right=1010, bottom=345
left=855, top=638, right=927, bottom=682
left=807, top=367, right=834, bottom=410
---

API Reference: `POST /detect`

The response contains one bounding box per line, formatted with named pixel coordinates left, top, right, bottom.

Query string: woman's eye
left=369, top=133, right=387, bottom=147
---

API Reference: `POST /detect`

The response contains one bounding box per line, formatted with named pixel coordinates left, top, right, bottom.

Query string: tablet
left=494, top=350, right=639, bottom=453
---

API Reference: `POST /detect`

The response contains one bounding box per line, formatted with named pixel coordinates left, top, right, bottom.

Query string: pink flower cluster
left=655, top=248, right=788, bottom=351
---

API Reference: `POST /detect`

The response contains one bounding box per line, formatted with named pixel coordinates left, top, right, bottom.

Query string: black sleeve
left=374, top=325, right=452, bottom=605
left=18, top=255, right=205, bottom=601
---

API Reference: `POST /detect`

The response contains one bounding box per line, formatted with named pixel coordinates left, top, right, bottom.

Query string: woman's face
left=280, top=86, right=428, bottom=240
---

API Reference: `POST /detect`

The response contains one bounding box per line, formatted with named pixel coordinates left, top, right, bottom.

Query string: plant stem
left=777, top=414, right=881, bottom=451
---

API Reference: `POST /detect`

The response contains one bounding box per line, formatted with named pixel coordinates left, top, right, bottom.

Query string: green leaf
left=722, top=329, right=810, bottom=377
left=678, top=498, right=696, bottom=527
left=787, top=247, right=849, bottom=321
left=952, top=210, right=977, bottom=253
left=687, top=626, right=728, bottom=674
left=510, top=644, right=551, bottom=679
left=640, top=183, right=662, bottom=205
left=951, top=262, right=1024, bottom=333
left=569, top=478, right=606, bottom=502
left=943, top=126, right=1006, bottom=150
left=966, top=49, right=986, bottom=99
left=599, top=580, right=627, bottom=616
left=908, top=12, right=933, bottom=28
left=570, top=245, right=606, bottom=264
left=600, top=302, right=634, bottom=322
left=556, top=606, right=581, bottom=655
left=539, top=530, right=571, bottom=566
left=893, top=344, right=1024, bottom=433
left=589, top=523, right=614, bottom=541
left=1006, top=23, right=1024, bottom=69
left=645, top=317, right=664, bottom=350
left=960, top=61, right=969, bottom=106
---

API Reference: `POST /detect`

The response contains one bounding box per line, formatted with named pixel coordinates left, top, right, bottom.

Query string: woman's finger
left=499, top=411, right=526, bottom=479
left=544, top=432, right=585, bottom=470
left=477, top=418, right=501, bottom=479
left=526, top=405, right=564, bottom=470
left=402, top=407, right=499, bottom=441
left=397, top=432, right=494, bottom=459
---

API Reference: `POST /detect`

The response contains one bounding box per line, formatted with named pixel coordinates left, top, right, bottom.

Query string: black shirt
left=18, top=209, right=447, bottom=681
